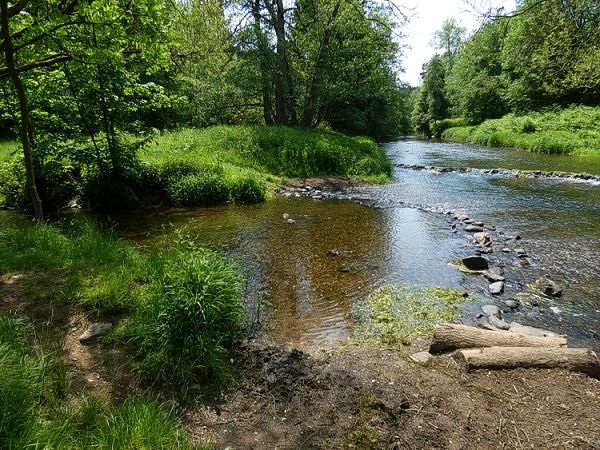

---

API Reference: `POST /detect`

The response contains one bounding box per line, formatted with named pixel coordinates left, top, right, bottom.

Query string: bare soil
left=2, top=271, right=600, bottom=449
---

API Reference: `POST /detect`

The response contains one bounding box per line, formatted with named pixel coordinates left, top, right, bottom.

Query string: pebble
left=79, top=323, right=112, bottom=344
left=482, top=304, right=501, bottom=318
left=488, top=281, right=505, bottom=295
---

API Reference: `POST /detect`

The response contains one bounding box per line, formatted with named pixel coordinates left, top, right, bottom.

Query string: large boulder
left=461, top=256, right=489, bottom=271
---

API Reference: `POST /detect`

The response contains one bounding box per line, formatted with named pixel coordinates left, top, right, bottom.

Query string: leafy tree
left=447, top=19, right=507, bottom=123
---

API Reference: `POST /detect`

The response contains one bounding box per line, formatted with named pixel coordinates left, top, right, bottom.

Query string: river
left=3, top=140, right=599, bottom=349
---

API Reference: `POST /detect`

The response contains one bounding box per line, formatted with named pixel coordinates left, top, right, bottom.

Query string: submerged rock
left=464, top=225, right=485, bottom=232
left=483, top=270, right=505, bottom=283
left=488, top=281, right=505, bottom=295
left=482, top=304, right=501, bottom=318
left=79, top=323, right=112, bottom=344
left=504, top=299, right=519, bottom=309
left=534, top=278, right=563, bottom=297
left=461, top=256, right=489, bottom=271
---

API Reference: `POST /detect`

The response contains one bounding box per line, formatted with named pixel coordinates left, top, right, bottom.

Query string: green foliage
left=443, top=106, right=600, bottom=155
left=353, top=284, right=472, bottom=346
left=128, top=245, right=244, bottom=393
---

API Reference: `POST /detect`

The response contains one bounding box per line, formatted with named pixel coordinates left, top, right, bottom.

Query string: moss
left=353, top=284, right=474, bottom=346
left=342, top=426, right=380, bottom=449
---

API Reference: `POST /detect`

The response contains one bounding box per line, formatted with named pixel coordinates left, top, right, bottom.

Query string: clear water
left=2, top=140, right=599, bottom=349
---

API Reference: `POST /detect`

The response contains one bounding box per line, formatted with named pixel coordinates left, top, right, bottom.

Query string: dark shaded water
left=2, top=140, right=599, bottom=348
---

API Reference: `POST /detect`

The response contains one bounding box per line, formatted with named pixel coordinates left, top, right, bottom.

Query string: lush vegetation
left=0, top=124, right=392, bottom=208
left=0, top=0, right=411, bottom=218
left=0, top=221, right=245, bottom=394
left=443, top=106, right=600, bottom=155
left=0, top=315, right=200, bottom=449
left=412, top=0, right=600, bottom=155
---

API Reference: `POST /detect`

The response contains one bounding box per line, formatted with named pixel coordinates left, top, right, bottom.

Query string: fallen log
left=454, top=346, right=600, bottom=378
left=429, top=324, right=567, bottom=354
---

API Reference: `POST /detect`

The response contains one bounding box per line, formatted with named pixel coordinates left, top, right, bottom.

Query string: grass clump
left=127, top=244, right=244, bottom=395
left=353, top=284, right=472, bottom=346
left=443, top=105, right=600, bottom=155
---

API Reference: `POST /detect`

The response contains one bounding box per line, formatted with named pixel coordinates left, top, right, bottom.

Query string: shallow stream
left=3, top=140, right=599, bottom=349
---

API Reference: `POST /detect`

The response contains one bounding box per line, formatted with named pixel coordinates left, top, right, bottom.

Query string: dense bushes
left=443, top=106, right=600, bottom=155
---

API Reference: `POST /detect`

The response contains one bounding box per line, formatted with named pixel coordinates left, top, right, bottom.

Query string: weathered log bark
left=429, top=324, right=567, bottom=354
left=455, top=346, right=600, bottom=378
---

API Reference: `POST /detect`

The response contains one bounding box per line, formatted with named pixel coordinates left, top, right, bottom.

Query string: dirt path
left=186, top=341, right=600, bottom=449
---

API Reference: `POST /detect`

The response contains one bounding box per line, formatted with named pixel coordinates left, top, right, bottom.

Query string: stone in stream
left=483, top=270, right=505, bottom=283
left=461, top=255, right=489, bottom=271
left=488, top=315, right=511, bottom=330
left=503, top=299, right=519, bottom=309
left=473, top=232, right=491, bottom=246
left=488, top=281, right=505, bottom=295
left=327, top=249, right=341, bottom=257
left=508, top=323, right=559, bottom=338
left=282, top=213, right=290, bottom=220
left=287, top=218, right=296, bottom=224
left=534, top=277, right=563, bottom=297
left=482, top=304, right=501, bottom=318
left=464, top=224, right=485, bottom=232
left=79, top=323, right=112, bottom=344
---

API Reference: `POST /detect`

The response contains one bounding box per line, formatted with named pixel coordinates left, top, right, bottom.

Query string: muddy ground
left=2, top=272, right=600, bottom=450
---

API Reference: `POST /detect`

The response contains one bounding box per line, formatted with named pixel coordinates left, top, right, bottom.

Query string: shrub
left=165, top=173, right=230, bottom=206
left=131, top=246, right=244, bottom=394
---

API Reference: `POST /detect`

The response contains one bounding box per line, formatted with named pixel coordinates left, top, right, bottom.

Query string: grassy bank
left=0, top=221, right=245, bottom=394
left=0, top=315, right=201, bottom=449
left=442, top=106, right=600, bottom=155
left=0, top=125, right=392, bottom=209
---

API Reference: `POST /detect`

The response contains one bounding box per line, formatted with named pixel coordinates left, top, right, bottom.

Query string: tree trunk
left=1, top=0, right=43, bottom=219
left=429, top=324, right=567, bottom=354
left=455, top=346, right=600, bottom=378
left=273, top=0, right=288, bottom=125
left=252, top=0, right=274, bottom=125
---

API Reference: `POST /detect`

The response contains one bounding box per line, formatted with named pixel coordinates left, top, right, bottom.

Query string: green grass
left=0, top=221, right=245, bottom=392
left=0, top=140, right=18, bottom=163
left=123, top=244, right=244, bottom=395
left=139, top=125, right=392, bottom=207
left=443, top=105, right=600, bottom=155
left=0, top=315, right=200, bottom=449
left=353, top=284, right=473, bottom=346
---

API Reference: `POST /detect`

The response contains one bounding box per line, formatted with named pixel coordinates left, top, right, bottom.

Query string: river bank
left=441, top=106, right=600, bottom=157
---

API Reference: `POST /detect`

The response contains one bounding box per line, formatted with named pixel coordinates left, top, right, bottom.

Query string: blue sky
left=399, top=0, right=516, bottom=86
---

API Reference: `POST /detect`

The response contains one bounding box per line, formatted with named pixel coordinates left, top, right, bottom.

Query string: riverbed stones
left=534, top=277, right=563, bottom=297
left=488, top=281, right=505, bottom=295
left=504, top=299, right=519, bottom=309
left=473, top=232, right=491, bottom=246
left=508, top=322, right=559, bottom=338
left=287, top=218, right=296, bottom=224
left=327, top=249, right=341, bottom=257
left=488, top=315, right=511, bottom=330
left=283, top=213, right=290, bottom=219
left=461, top=256, right=489, bottom=270
left=79, top=322, right=112, bottom=344
left=464, top=224, right=485, bottom=232
left=483, top=270, right=505, bottom=282
left=482, top=304, right=501, bottom=318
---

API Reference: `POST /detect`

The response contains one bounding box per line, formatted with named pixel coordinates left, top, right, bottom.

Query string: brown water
left=2, top=140, right=599, bottom=348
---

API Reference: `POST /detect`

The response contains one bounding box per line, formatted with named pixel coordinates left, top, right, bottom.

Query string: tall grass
left=443, top=105, right=600, bottom=155
left=1, top=221, right=245, bottom=390
left=128, top=245, right=244, bottom=395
